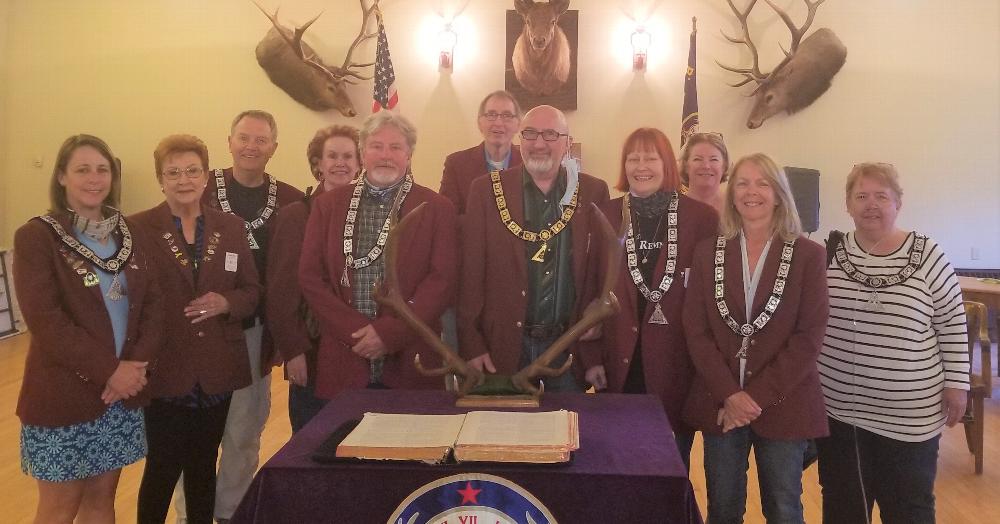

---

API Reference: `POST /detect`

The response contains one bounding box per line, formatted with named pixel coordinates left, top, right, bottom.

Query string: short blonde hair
left=846, top=162, right=903, bottom=203
left=721, top=153, right=802, bottom=242
left=679, top=132, right=730, bottom=185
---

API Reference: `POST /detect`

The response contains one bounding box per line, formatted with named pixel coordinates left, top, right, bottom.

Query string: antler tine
left=341, top=0, right=382, bottom=73
left=718, top=0, right=769, bottom=85
left=764, top=0, right=824, bottom=57
left=252, top=1, right=322, bottom=62
left=374, top=202, right=484, bottom=395
left=511, top=203, right=625, bottom=395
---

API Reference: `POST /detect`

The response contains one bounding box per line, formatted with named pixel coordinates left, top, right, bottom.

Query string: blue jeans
left=288, top=380, right=328, bottom=433
left=519, top=333, right=581, bottom=393
left=703, top=426, right=808, bottom=524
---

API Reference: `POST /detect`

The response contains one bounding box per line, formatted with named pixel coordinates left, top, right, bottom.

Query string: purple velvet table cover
left=232, top=390, right=703, bottom=523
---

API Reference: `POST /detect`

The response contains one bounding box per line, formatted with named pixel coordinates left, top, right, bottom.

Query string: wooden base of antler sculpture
left=377, top=203, right=624, bottom=407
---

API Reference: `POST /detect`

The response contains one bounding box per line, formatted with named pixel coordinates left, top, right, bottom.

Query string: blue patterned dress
left=20, top=229, right=147, bottom=482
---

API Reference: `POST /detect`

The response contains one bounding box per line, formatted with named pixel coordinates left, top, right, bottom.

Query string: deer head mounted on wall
left=512, top=0, right=572, bottom=96
left=253, top=0, right=380, bottom=117
left=718, top=0, right=847, bottom=129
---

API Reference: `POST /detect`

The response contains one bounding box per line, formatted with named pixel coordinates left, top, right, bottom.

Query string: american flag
left=372, top=13, right=398, bottom=112
left=680, top=17, right=699, bottom=147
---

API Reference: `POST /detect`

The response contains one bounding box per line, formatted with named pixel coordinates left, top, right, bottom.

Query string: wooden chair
left=962, top=300, right=992, bottom=474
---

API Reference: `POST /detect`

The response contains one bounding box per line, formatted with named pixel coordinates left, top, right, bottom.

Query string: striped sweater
left=818, top=231, right=969, bottom=442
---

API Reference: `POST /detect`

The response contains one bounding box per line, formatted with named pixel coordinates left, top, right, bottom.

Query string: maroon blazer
left=682, top=234, right=829, bottom=439
left=580, top=194, right=718, bottom=431
left=299, top=182, right=458, bottom=399
left=457, top=167, right=611, bottom=374
left=266, top=185, right=325, bottom=370
left=130, top=203, right=262, bottom=398
left=439, top=142, right=523, bottom=214
left=201, top=167, right=304, bottom=373
left=13, top=214, right=164, bottom=427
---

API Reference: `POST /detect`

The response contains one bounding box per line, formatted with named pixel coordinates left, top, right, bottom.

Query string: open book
left=334, top=410, right=579, bottom=464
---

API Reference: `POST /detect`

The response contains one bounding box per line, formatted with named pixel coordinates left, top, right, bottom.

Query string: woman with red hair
left=581, top=128, right=719, bottom=470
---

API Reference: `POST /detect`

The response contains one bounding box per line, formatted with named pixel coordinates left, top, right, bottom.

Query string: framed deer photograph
left=505, top=0, right=579, bottom=111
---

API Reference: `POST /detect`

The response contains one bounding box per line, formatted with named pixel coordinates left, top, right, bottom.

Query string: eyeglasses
left=162, top=166, right=204, bottom=180
left=520, top=129, right=570, bottom=142
left=481, top=111, right=518, bottom=122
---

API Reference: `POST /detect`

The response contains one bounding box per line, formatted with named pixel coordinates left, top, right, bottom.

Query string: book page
left=455, top=410, right=573, bottom=447
left=339, top=413, right=466, bottom=449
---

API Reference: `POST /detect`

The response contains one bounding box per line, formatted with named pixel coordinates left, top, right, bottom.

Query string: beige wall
left=1, top=0, right=998, bottom=267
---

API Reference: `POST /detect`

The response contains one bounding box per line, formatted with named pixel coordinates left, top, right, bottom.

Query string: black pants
left=137, top=397, right=231, bottom=524
left=816, top=416, right=940, bottom=524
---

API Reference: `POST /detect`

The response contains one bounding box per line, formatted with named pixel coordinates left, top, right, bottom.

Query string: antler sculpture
left=376, top=202, right=625, bottom=400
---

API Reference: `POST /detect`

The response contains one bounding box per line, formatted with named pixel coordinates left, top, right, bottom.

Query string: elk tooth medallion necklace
left=623, top=192, right=678, bottom=325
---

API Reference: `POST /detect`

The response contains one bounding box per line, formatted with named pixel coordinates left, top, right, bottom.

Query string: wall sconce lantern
left=439, top=24, right=458, bottom=70
left=631, top=27, right=651, bottom=71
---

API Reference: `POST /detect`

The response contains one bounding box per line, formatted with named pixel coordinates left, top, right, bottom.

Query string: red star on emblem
left=456, top=481, right=481, bottom=505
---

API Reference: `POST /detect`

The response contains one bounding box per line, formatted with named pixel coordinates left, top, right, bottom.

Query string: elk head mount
left=512, top=0, right=572, bottom=97
left=377, top=202, right=624, bottom=407
left=252, top=0, right=380, bottom=117
left=718, top=0, right=847, bottom=129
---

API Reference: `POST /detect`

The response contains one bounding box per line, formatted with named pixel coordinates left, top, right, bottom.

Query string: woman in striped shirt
left=817, top=162, right=969, bottom=523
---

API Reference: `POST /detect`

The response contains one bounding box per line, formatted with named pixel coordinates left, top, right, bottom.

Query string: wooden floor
left=1, top=331, right=998, bottom=523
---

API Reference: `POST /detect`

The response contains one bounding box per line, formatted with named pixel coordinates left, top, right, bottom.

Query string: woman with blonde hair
left=679, top=132, right=730, bottom=212
left=683, top=153, right=829, bottom=523
left=13, top=134, right=163, bottom=523
left=816, top=162, right=968, bottom=523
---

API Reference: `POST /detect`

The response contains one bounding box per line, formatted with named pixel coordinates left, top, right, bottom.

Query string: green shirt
left=522, top=168, right=575, bottom=327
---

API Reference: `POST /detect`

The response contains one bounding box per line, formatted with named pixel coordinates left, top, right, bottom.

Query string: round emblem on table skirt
left=388, top=473, right=557, bottom=524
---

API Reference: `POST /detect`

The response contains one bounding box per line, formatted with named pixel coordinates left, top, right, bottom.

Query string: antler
left=510, top=203, right=625, bottom=396
left=716, top=0, right=768, bottom=88
left=252, top=1, right=374, bottom=85
left=374, top=202, right=485, bottom=396
left=329, top=0, right=381, bottom=82
left=765, top=0, right=825, bottom=70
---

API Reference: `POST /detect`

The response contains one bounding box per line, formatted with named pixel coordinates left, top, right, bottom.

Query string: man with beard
left=458, top=105, right=610, bottom=392
left=184, top=110, right=303, bottom=523
left=298, top=111, right=458, bottom=399
left=439, top=90, right=523, bottom=215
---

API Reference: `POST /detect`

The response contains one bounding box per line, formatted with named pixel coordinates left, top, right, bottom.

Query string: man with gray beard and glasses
left=458, top=105, right=609, bottom=392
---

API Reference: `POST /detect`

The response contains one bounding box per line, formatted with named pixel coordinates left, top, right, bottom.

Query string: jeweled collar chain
left=624, top=192, right=679, bottom=325
left=39, top=212, right=133, bottom=274
left=489, top=169, right=579, bottom=264
left=340, top=172, right=413, bottom=287
left=214, top=169, right=277, bottom=248
left=835, top=232, right=925, bottom=289
left=713, top=235, right=796, bottom=359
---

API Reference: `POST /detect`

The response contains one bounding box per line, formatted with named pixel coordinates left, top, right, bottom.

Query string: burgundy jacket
left=580, top=194, right=718, bottom=431
left=457, top=167, right=611, bottom=374
left=299, top=182, right=458, bottom=399
left=266, top=184, right=326, bottom=374
left=682, top=234, right=830, bottom=439
left=13, top=214, right=164, bottom=427
left=130, top=203, right=262, bottom=398
left=201, top=167, right=304, bottom=373
left=439, top=142, right=523, bottom=215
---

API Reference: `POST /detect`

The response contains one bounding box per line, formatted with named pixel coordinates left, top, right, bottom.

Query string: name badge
left=684, top=267, right=691, bottom=288
left=225, top=252, right=238, bottom=272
